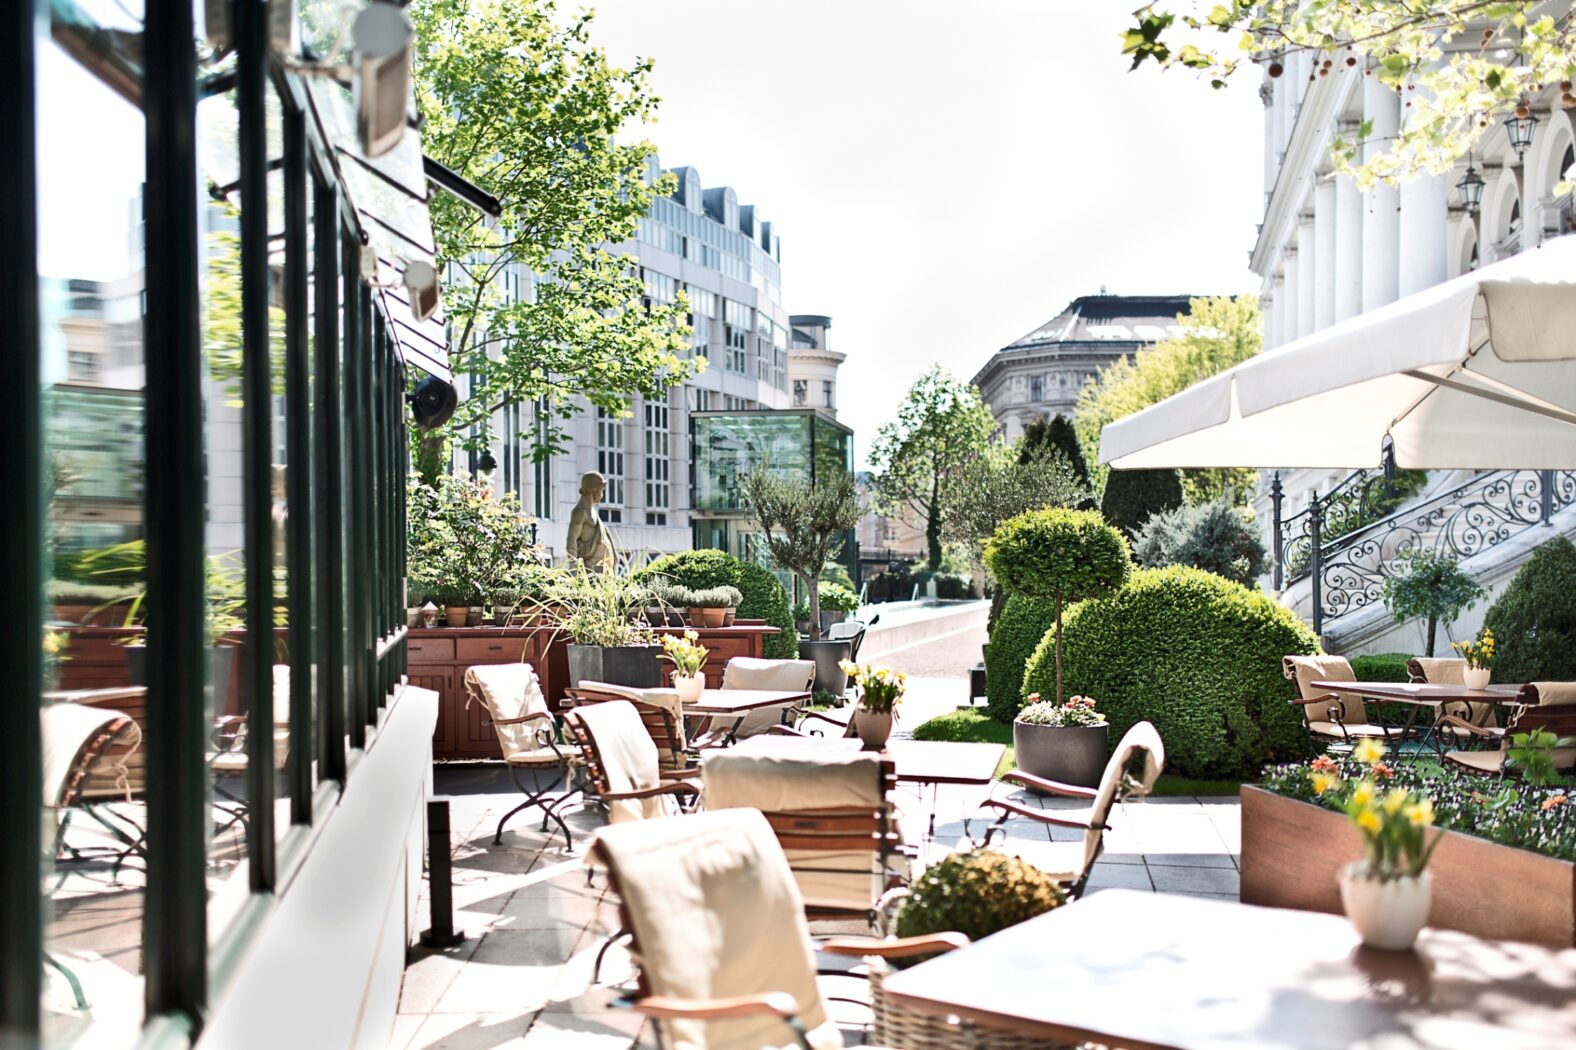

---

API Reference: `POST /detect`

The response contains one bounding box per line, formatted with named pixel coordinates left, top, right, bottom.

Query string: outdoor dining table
left=1310, top=679, right=1522, bottom=759
left=878, top=889, right=1576, bottom=1050
left=682, top=687, right=813, bottom=746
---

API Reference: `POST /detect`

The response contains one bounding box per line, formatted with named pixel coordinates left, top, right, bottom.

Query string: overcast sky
left=584, top=0, right=1264, bottom=464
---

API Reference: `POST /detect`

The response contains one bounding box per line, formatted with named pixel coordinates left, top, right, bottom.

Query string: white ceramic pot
left=855, top=709, right=894, bottom=750
left=1464, top=666, right=1491, bottom=690
left=1339, top=862, right=1432, bottom=951
left=672, top=672, right=704, bottom=705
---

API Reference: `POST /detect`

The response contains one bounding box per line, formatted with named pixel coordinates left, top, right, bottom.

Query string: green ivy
left=1023, top=566, right=1319, bottom=779
left=984, top=594, right=1058, bottom=723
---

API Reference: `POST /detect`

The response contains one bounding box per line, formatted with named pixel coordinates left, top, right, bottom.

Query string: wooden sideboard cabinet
left=408, top=623, right=782, bottom=761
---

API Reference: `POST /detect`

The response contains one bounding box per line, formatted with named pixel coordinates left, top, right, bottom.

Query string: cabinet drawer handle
left=488, top=645, right=503, bottom=651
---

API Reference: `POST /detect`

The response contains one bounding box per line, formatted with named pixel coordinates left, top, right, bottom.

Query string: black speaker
left=408, top=376, right=458, bottom=429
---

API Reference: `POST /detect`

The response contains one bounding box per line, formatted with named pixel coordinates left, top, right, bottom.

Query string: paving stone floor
left=395, top=679, right=1242, bottom=1049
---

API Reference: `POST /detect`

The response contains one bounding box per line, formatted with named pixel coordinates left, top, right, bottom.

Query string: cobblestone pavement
left=397, top=763, right=1240, bottom=1049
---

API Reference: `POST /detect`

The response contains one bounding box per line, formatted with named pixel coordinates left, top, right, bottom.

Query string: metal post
left=314, top=180, right=347, bottom=785
left=283, top=95, right=314, bottom=824
left=1270, top=472, right=1284, bottom=591
left=143, top=0, right=209, bottom=1020
left=237, top=0, right=275, bottom=889
left=1381, top=437, right=1397, bottom=502
left=1541, top=469, right=1554, bottom=526
left=0, top=0, right=43, bottom=1032
left=343, top=235, right=367, bottom=749
left=1309, top=490, right=1325, bottom=639
left=420, top=798, right=466, bottom=948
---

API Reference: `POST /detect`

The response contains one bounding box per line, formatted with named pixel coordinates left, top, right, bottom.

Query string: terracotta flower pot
left=1340, top=863, right=1432, bottom=951
left=444, top=604, right=470, bottom=628
left=688, top=606, right=726, bottom=628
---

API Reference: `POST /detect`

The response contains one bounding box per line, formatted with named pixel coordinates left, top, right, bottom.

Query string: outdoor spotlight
left=1455, top=163, right=1485, bottom=213
left=408, top=376, right=459, bottom=429
left=360, top=242, right=380, bottom=282
left=403, top=260, right=441, bottom=322
left=351, top=3, right=414, bottom=157
left=477, top=452, right=498, bottom=481
left=1504, top=106, right=1538, bottom=162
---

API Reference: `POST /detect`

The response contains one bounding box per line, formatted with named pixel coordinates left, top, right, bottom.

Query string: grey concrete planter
left=1012, top=721, right=1109, bottom=789
left=566, top=644, right=662, bottom=689
left=798, top=639, right=852, bottom=695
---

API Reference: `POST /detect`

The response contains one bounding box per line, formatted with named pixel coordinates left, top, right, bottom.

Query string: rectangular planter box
left=1241, top=785, right=1576, bottom=948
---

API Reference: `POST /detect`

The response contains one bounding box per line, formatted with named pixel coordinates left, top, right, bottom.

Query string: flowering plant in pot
left=660, top=630, right=709, bottom=704
left=1450, top=628, right=1496, bottom=690
left=1013, top=693, right=1109, bottom=789
left=1312, top=738, right=1443, bottom=950
left=840, top=660, right=905, bottom=749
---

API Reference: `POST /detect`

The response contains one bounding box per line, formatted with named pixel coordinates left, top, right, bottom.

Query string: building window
left=823, top=380, right=834, bottom=408
left=793, top=379, right=807, bottom=406
left=67, top=350, right=100, bottom=383
left=644, top=400, right=670, bottom=526
left=1029, top=375, right=1044, bottom=402
left=502, top=400, right=522, bottom=496
left=693, top=388, right=711, bottom=412
left=596, top=407, right=624, bottom=522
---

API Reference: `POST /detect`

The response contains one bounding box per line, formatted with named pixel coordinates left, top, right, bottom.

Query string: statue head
left=579, top=471, right=606, bottom=505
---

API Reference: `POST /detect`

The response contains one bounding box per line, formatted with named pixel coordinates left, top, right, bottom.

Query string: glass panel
left=691, top=413, right=812, bottom=512
left=38, top=31, right=148, bottom=1045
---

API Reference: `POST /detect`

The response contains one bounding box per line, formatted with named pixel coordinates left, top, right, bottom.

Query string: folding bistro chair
left=1283, top=654, right=1399, bottom=751
left=701, top=747, right=908, bottom=926
left=970, top=720, right=1165, bottom=900
left=1409, top=656, right=1501, bottom=748
left=1442, top=682, right=1576, bottom=778
left=567, top=681, right=692, bottom=773
left=562, top=700, right=701, bottom=824
left=465, top=663, right=576, bottom=848
left=714, top=657, right=817, bottom=741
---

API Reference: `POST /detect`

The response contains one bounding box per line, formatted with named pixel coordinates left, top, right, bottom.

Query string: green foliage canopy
left=1100, top=468, right=1185, bottom=537
left=1380, top=549, right=1484, bottom=657
left=868, top=366, right=998, bottom=570
left=1133, top=500, right=1268, bottom=586
left=1482, top=536, right=1576, bottom=682
left=409, top=0, right=697, bottom=460
left=939, top=439, right=1087, bottom=571
left=741, top=468, right=862, bottom=640
left=1024, top=566, right=1319, bottom=778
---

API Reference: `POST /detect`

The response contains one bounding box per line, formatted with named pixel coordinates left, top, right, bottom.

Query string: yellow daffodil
left=1311, top=772, right=1337, bottom=796
left=1382, top=788, right=1408, bottom=815
left=1404, top=798, right=1435, bottom=827
left=1350, top=780, right=1375, bottom=809
left=1356, top=808, right=1381, bottom=833
left=1353, top=738, right=1386, bottom=765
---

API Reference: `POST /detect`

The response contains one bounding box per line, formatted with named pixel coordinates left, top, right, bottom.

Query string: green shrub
left=1380, top=549, right=1484, bottom=658
left=1023, top=565, right=1319, bottom=778
left=55, top=539, right=146, bottom=586
left=1482, top=535, right=1576, bottom=683
left=818, top=582, right=860, bottom=612
left=984, top=594, right=1058, bottom=723
left=638, top=550, right=797, bottom=657
left=1133, top=501, right=1267, bottom=586
left=821, top=560, right=855, bottom=591
left=1348, top=652, right=1413, bottom=682
left=891, top=849, right=1064, bottom=965
left=1100, top=468, right=1183, bottom=536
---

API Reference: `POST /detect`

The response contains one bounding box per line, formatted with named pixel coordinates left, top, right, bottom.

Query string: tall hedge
left=1100, top=468, right=1183, bottom=537
left=637, top=549, right=797, bottom=658
left=984, top=595, right=1059, bottom=723
left=1022, top=565, right=1318, bottom=778
left=1482, top=535, right=1576, bottom=683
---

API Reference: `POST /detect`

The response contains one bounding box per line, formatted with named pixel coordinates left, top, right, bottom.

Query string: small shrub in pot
left=891, top=849, right=1065, bottom=967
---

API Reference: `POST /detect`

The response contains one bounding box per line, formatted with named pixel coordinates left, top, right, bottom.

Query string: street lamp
left=1455, top=159, right=1485, bottom=213
left=1504, top=104, right=1538, bottom=163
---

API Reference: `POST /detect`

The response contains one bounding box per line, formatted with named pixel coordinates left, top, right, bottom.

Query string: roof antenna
left=1099, top=284, right=1108, bottom=295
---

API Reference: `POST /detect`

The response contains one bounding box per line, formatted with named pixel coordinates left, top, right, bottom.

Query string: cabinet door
left=456, top=685, right=505, bottom=760
left=409, top=669, right=454, bottom=756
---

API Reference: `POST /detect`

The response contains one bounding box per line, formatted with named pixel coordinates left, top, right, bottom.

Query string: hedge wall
left=984, top=594, right=1059, bottom=723
left=1349, top=652, right=1412, bottom=683
left=1482, top=535, right=1576, bottom=683
left=637, top=550, right=797, bottom=658
left=1022, top=565, right=1319, bottom=778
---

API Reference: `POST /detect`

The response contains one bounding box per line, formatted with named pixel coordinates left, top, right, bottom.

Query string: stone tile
left=390, top=1012, right=425, bottom=1050
left=406, top=1011, right=535, bottom=1049
left=1096, top=849, right=1145, bottom=865
left=1082, top=863, right=1154, bottom=891
left=432, top=928, right=583, bottom=1014
left=401, top=941, right=484, bottom=1014
left=1140, top=852, right=1236, bottom=869
left=1145, top=864, right=1240, bottom=895
left=520, top=1011, right=644, bottom=1048
left=511, top=860, right=600, bottom=899
left=496, top=891, right=615, bottom=934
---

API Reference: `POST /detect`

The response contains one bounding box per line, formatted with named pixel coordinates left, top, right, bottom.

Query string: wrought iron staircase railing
left=1271, top=469, right=1576, bottom=636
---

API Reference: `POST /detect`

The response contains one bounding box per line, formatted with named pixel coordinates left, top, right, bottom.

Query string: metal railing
left=1274, top=469, right=1574, bottom=635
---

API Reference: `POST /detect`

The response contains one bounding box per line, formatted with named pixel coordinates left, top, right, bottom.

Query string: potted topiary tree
left=741, top=466, right=862, bottom=695
left=1380, top=549, right=1484, bottom=657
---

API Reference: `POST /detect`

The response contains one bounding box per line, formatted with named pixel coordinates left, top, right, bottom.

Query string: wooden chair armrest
left=1289, top=691, right=1342, bottom=707
left=600, top=782, right=700, bottom=803
left=999, top=770, right=1098, bottom=799
left=488, top=711, right=554, bottom=727
left=622, top=991, right=801, bottom=1023
left=820, top=932, right=970, bottom=959
left=982, top=797, right=1103, bottom=831
left=659, top=766, right=703, bottom=780
left=1439, top=714, right=1499, bottom=738
left=43, top=686, right=148, bottom=705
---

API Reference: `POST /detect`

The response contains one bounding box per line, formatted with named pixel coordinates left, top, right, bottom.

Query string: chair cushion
left=577, top=680, right=685, bottom=726
left=703, top=748, right=885, bottom=812
left=1283, top=655, right=1367, bottom=727
left=1529, top=682, right=1576, bottom=708
left=1307, top=721, right=1394, bottom=739
left=1409, top=657, right=1466, bottom=685
left=1083, top=721, right=1164, bottom=874
left=574, top=700, right=668, bottom=824
left=41, top=702, right=142, bottom=804
left=466, top=664, right=554, bottom=760
left=721, top=660, right=814, bottom=739
left=1446, top=750, right=1505, bottom=774
left=591, top=809, right=838, bottom=1050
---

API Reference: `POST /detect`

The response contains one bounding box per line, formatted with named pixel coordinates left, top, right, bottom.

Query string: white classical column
left=1333, top=124, right=1364, bottom=322
left=1296, top=211, right=1316, bottom=339
left=1361, top=79, right=1400, bottom=311
left=1313, top=175, right=1337, bottom=330
left=1263, top=81, right=1277, bottom=200
left=1270, top=273, right=1286, bottom=347
left=1398, top=172, right=1448, bottom=295
left=1282, top=249, right=1299, bottom=344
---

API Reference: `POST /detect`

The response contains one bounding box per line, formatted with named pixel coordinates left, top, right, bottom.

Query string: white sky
left=583, top=0, right=1265, bottom=465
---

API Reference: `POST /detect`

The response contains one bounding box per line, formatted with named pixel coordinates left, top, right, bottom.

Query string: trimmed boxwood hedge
left=1022, top=565, right=1319, bottom=778
left=1482, top=534, right=1576, bottom=683
left=1349, top=652, right=1412, bottom=683
left=984, top=594, right=1058, bottom=723
left=637, top=549, right=797, bottom=658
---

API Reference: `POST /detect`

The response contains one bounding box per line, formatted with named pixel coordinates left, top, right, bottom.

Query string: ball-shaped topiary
left=892, top=849, right=1065, bottom=965
left=1482, top=535, right=1576, bottom=683
left=637, top=549, right=797, bottom=657
left=1022, top=565, right=1319, bottom=779
left=984, top=594, right=1059, bottom=723
left=985, top=508, right=1132, bottom=705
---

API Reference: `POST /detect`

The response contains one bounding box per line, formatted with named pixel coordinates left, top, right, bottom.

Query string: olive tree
left=985, top=509, right=1133, bottom=705
left=740, top=468, right=862, bottom=641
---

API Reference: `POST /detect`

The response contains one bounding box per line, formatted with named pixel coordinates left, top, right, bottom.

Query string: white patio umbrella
left=1099, top=236, right=1576, bottom=470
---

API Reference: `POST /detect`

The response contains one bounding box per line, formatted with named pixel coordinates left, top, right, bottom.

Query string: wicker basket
left=863, top=955, right=1080, bottom=1050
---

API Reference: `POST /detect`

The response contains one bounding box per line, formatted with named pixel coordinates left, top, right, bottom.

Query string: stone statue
left=566, top=471, right=616, bottom=573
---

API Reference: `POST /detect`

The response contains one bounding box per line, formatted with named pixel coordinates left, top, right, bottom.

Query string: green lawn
left=910, top=710, right=1244, bottom=795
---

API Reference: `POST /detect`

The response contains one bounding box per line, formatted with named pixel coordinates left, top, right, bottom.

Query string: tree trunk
left=1425, top=615, right=1436, bottom=658
left=805, top=572, right=823, bottom=642
left=1054, top=597, right=1065, bottom=706
left=926, top=511, right=942, bottom=573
